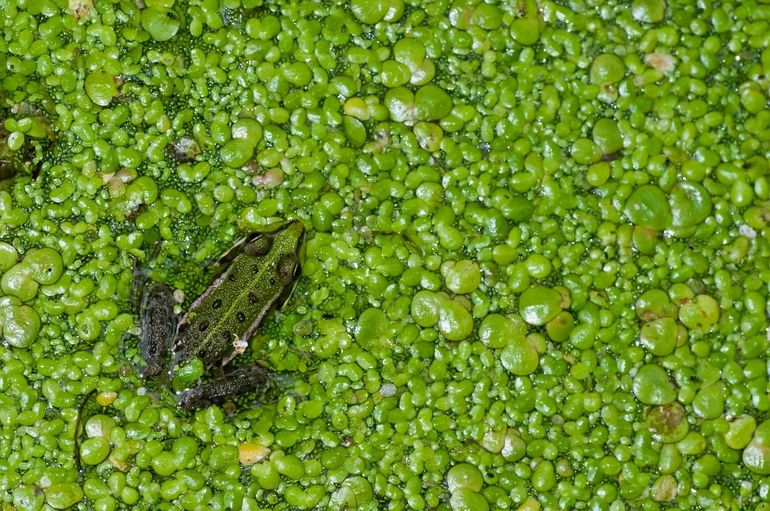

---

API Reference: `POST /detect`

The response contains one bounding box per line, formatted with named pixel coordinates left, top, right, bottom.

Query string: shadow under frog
left=139, top=219, right=305, bottom=410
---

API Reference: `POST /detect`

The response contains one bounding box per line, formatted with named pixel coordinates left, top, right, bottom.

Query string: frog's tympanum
left=140, top=220, right=305, bottom=409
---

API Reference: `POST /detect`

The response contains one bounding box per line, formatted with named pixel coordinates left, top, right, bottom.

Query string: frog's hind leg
left=140, top=283, right=177, bottom=380
left=178, top=364, right=293, bottom=410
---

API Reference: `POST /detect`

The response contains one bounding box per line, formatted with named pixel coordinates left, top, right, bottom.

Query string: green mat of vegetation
left=1, top=0, right=770, bottom=509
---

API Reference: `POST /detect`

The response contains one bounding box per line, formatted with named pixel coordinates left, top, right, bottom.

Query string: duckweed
left=414, top=85, right=453, bottom=121
left=518, top=285, right=563, bottom=326
left=141, top=7, right=181, bottom=41
left=633, top=364, right=677, bottom=405
left=446, top=463, right=483, bottom=493
left=24, top=247, right=64, bottom=285
left=592, top=118, right=623, bottom=156
left=478, top=314, right=521, bottom=349
left=220, top=139, right=255, bottom=168
left=2, top=0, right=769, bottom=509
left=79, top=437, right=111, bottom=466
left=2, top=303, right=41, bottom=348
left=646, top=403, right=690, bottom=443
left=0, top=242, right=19, bottom=270
left=590, top=54, right=625, bottom=85
left=693, top=382, right=726, bottom=419
left=442, top=259, right=481, bottom=294
left=743, top=420, right=770, bottom=475
left=500, top=335, right=539, bottom=376
left=84, top=71, right=118, bottom=107
left=669, top=182, right=712, bottom=228
left=632, top=0, right=666, bottom=23
left=437, top=299, right=474, bottom=341
left=624, top=185, right=673, bottom=231
left=726, top=415, right=757, bottom=450
left=639, top=317, right=678, bottom=356
left=1, top=264, right=38, bottom=301
left=678, top=294, right=720, bottom=331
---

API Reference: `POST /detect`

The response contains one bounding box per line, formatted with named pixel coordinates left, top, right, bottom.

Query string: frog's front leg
left=177, top=364, right=276, bottom=410
left=140, top=283, right=177, bottom=380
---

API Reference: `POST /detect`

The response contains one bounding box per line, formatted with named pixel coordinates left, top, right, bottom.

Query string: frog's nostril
left=198, top=321, right=209, bottom=332
left=236, top=311, right=246, bottom=322
left=212, top=299, right=222, bottom=309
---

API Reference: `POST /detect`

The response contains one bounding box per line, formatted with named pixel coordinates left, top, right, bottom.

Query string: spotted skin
left=140, top=220, right=305, bottom=409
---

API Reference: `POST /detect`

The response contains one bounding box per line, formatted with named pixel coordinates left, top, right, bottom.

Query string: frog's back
left=172, top=221, right=304, bottom=368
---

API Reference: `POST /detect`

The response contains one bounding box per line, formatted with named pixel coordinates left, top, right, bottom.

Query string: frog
left=138, top=219, right=305, bottom=410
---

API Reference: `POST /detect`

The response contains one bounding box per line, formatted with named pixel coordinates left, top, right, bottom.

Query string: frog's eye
left=245, top=236, right=272, bottom=256
left=276, top=253, right=298, bottom=283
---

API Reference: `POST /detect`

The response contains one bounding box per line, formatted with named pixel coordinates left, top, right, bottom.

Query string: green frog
left=139, top=220, right=305, bottom=409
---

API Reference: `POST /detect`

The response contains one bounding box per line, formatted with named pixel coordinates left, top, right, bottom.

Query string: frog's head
left=267, top=219, right=306, bottom=283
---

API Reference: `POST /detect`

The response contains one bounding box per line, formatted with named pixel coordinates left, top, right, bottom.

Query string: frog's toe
left=140, top=359, right=166, bottom=380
